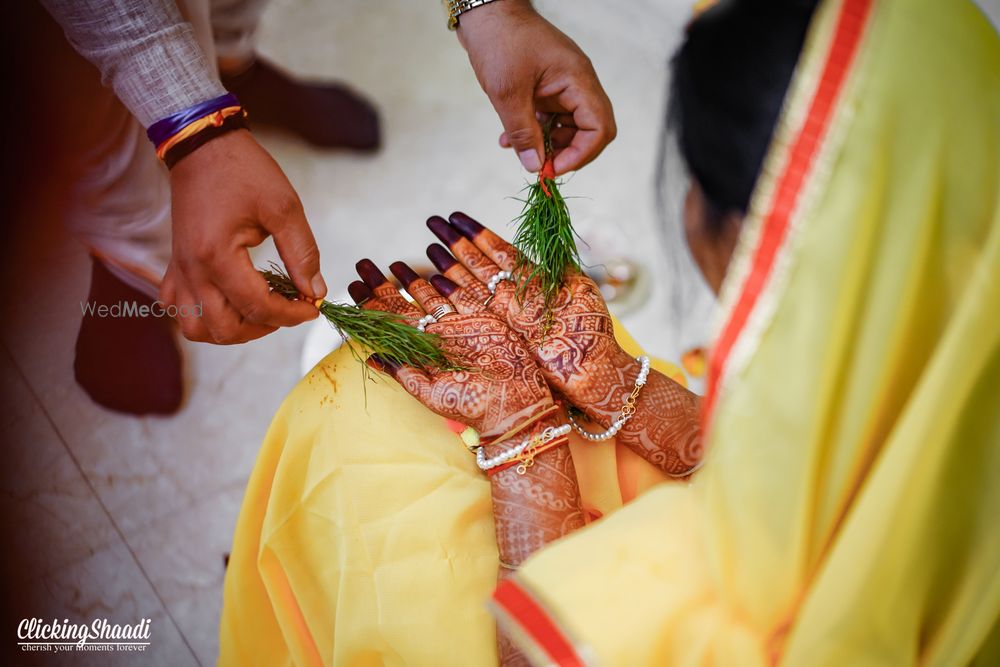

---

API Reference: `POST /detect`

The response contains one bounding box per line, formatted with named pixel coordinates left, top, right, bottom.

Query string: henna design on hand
left=354, top=264, right=585, bottom=557
left=352, top=260, right=553, bottom=438
left=624, top=371, right=704, bottom=475
left=581, top=355, right=705, bottom=475
left=353, top=258, right=585, bottom=667
left=428, top=213, right=707, bottom=476
left=487, top=412, right=583, bottom=667
left=485, top=412, right=584, bottom=565
left=496, top=632, right=532, bottom=667
left=428, top=242, right=493, bottom=304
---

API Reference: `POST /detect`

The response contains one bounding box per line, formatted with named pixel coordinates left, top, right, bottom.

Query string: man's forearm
left=40, top=0, right=226, bottom=127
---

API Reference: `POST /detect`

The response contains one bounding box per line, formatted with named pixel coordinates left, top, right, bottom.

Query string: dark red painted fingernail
left=449, top=212, right=484, bottom=239
left=430, top=274, right=458, bottom=297
left=348, top=280, right=372, bottom=304
left=367, top=354, right=400, bottom=374
left=426, top=216, right=462, bottom=245
left=356, top=259, right=388, bottom=287
left=426, top=244, right=458, bottom=272
left=389, top=261, right=420, bottom=287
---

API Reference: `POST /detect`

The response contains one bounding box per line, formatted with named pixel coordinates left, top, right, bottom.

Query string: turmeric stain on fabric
left=320, top=366, right=339, bottom=394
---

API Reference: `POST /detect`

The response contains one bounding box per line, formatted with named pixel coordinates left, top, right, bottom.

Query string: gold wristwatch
left=445, top=0, right=506, bottom=30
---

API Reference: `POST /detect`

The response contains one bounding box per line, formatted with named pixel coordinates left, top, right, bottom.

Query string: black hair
left=667, top=0, right=820, bottom=230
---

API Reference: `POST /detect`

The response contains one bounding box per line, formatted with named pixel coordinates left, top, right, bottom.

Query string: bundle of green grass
left=512, top=120, right=583, bottom=309
left=260, top=264, right=455, bottom=371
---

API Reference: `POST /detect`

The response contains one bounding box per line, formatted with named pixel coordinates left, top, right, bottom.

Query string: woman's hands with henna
left=348, top=259, right=552, bottom=439
left=425, top=213, right=627, bottom=416
left=425, top=212, right=704, bottom=476
left=348, top=257, right=587, bottom=667
left=346, top=216, right=702, bottom=666
left=349, top=257, right=585, bottom=562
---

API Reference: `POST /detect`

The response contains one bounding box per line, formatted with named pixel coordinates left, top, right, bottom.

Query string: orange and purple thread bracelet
left=147, top=93, right=249, bottom=168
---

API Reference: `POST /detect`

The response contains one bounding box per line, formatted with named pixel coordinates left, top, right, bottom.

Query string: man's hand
left=457, top=0, right=616, bottom=176
left=160, top=130, right=325, bottom=344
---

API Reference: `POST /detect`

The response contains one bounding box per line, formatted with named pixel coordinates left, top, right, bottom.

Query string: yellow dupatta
left=217, top=319, right=686, bottom=666
left=492, top=0, right=1000, bottom=665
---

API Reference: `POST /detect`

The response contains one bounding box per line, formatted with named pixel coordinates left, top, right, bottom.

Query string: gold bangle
left=481, top=404, right=560, bottom=447
left=498, top=559, right=519, bottom=570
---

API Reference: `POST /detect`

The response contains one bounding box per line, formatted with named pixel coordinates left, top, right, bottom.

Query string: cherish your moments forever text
left=17, top=617, right=152, bottom=652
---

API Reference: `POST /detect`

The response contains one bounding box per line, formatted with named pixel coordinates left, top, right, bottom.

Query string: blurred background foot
left=222, top=57, right=381, bottom=150
left=74, top=259, right=184, bottom=415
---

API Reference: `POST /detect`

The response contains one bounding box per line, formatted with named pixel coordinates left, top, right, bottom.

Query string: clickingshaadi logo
left=17, top=617, right=152, bottom=653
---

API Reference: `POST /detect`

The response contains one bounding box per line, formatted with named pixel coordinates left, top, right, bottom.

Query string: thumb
left=492, top=90, right=544, bottom=172
left=270, top=199, right=327, bottom=300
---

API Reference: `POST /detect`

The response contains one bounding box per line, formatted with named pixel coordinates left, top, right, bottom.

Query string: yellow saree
left=492, top=0, right=1000, bottom=664
left=219, top=0, right=1000, bottom=664
left=218, top=321, right=684, bottom=666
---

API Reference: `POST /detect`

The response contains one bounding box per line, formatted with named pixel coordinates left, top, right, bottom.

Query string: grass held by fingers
left=511, top=122, right=583, bottom=308
left=260, top=264, right=458, bottom=371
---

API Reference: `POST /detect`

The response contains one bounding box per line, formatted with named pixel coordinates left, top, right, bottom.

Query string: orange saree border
left=703, top=0, right=875, bottom=431
left=491, top=579, right=590, bottom=667
left=489, top=1, right=878, bottom=663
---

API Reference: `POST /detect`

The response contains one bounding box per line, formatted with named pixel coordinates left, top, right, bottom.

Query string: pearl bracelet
left=476, top=424, right=572, bottom=472
left=475, top=356, right=650, bottom=472
left=568, top=355, right=650, bottom=442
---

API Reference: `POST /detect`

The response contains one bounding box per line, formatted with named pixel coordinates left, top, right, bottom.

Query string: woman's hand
left=425, top=212, right=634, bottom=421
left=347, top=259, right=553, bottom=439
left=425, top=212, right=705, bottom=476
left=349, top=258, right=585, bottom=568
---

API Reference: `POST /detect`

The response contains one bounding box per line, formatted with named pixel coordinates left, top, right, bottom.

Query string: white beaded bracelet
left=476, top=424, right=572, bottom=471
left=568, top=355, right=650, bottom=442
left=487, top=270, right=512, bottom=294
left=476, top=356, right=649, bottom=473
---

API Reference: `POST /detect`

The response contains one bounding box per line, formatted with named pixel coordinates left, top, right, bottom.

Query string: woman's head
left=669, top=0, right=818, bottom=292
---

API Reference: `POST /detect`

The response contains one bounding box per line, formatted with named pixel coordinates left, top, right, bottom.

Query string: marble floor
left=2, top=0, right=996, bottom=665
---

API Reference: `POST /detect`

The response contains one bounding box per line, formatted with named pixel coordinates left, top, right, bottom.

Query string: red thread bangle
left=487, top=436, right=569, bottom=477
left=538, top=157, right=556, bottom=198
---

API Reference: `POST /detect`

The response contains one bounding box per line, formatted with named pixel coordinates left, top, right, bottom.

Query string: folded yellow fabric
left=499, top=0, right=1000, bottom=664
left=218, top=317, right=683, bottom=666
